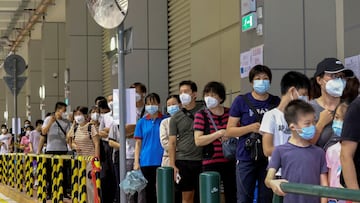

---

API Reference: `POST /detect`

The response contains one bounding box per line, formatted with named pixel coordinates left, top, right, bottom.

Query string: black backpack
left=73, top=124, right=93, bottom=140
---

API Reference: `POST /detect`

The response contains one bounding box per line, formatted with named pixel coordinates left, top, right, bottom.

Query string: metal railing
left=0, top=153, right=101, bottom=203
left=273, top=182, right=360, bottom=203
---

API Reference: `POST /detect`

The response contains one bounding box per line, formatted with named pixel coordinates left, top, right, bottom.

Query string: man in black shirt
left=341, top=97, right=360, bottom=190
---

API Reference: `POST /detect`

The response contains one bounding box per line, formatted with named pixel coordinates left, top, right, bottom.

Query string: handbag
left=241, top=95, right=267, bottom=161
left=205, top=109, right=238, bottom=161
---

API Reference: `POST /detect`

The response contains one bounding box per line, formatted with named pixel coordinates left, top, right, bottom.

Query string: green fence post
left=199, top=171, right=220, bottom=203
left=272, top=194, right=283, bottom=203
left=157, top=167, right=174, bottom=203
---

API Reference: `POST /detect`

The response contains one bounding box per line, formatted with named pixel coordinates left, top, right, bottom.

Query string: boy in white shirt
left=260, top=71, right=310, bottom=158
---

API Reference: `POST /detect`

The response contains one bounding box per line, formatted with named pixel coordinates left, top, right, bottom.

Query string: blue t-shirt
left=229, top=92, right=280, bottom=161
left=134, top=113, right=168, bottom=167
left=268, top=142, right=328, bottom=203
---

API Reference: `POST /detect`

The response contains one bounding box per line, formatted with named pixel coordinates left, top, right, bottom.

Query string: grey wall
left=240, top=0, right=339, bottom=96
left=344, top=0, right=360, bottom=57
left=41, top=22, right=66, bottom=114
left=66, top=0, right=103, bottom=108
left=110, top=0, right=169, bottom=105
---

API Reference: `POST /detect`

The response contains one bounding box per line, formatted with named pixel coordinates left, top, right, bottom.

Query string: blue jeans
left=236, top=159, right=273, bottom=203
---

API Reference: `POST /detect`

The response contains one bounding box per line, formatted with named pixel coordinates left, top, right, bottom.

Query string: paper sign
left=250, top=44, right=264, bottom=67
left=113, top=88, right=137, bottom=125
left=240, top=44, right=264, bottom=78
left=345, top=55, right=360, bottom=79
left=240, top=51, right=252, bottom=78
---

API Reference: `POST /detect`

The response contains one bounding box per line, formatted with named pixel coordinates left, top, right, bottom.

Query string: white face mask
left=91, top=113, right=100, bottom=121
left=325, top=78, right=346, bottom=97
left=108, top=101, right=113, bottom=111
left=1, top=129, right=6, bottom=134
left=61, top=112, right=68, bottom=120
left=180, top=93, right=192, bottom=105
left=74, top=115, right=85, bottom=124
left=135, top=93, right=142, bottom=102
left=204, top=96, right=219, bottom=109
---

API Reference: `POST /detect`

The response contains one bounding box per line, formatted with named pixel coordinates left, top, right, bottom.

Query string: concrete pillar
left=111, top=0, right=169, bottom=103
left=41, top=22, right=66, bottom=114
left=66, top=0, right=103, bottom=108
left=27, top=40, right=43, bottom=121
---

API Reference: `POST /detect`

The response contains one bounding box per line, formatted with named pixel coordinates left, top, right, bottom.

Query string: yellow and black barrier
left=0, top=153, right=102, bottom=203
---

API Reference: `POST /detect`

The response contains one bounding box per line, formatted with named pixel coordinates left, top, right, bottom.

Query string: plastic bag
left=120, top=170, right=148, bottom=196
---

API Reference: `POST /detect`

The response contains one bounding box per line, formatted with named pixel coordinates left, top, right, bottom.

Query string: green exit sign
left=242, top=12, right=257, bottom=32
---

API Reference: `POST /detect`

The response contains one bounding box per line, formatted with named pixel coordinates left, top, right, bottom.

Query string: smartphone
left=176, top=172, right=181, bottom=184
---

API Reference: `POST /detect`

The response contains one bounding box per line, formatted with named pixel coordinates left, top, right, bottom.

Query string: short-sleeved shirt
left=340, top=97, right=360, bottom=185
left=0, top=133, right=11, bottom=154
left=268, top=142, right=328, bottom=203
left=229, top=92, right=280, bottom=161
left=194, top=108, right=230, bottom=165
left=42, top=116, right=70, bottom=152
left=169, top=103, right=204, bottom=161
left=260, top=108, right=291, bottom=147
left=134, top=113, right=167, bottom=167
left=99, top=111, right=113, bottom=141
left=29, top=130, right=41, bottom=154
left=309, top=99, right=335, bottom=149
left=20, top=135, right=31, bottom=153
left=68, top=123, right=97, bottom=156
left=326, top=142, right=343, bottom=188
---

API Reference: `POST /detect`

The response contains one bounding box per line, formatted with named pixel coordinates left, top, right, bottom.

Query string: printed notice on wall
left=113, top=88, right=137, bottom=125
left=240, top=51, right=251, bottom=78
left=345, top=55, right=360, bottom=80
left=240, top=44, right=264, bottom=78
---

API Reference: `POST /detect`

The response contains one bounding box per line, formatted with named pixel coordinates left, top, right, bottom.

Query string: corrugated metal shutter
left=102, top=29, right=112, bottom=97
left=168, top=0, right=191, bottom=94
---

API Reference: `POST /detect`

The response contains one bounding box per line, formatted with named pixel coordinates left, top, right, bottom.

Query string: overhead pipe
left=10, top=0, right=53, bottom=52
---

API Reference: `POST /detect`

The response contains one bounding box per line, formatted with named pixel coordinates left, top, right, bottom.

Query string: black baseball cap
left=314, top=57, right=354, bottom=77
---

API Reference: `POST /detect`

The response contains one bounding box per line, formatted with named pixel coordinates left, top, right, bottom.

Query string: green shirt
left=169, top=102, right=203, bottom=161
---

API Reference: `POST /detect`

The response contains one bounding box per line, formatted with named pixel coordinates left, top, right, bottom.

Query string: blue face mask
left=253, top=80, right=270, bottom=94
left=145, top=105, right=159, bottom=115
left=296, top=125, right=316, bottom=140
left=167, top=105, right=180, bottom=116
left=332, top=120, right=343, bottom=137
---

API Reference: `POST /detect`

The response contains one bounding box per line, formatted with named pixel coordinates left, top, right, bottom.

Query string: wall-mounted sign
left=242, top=12, right=257, bottom=32
left=241, top=0, right=256, bottom=15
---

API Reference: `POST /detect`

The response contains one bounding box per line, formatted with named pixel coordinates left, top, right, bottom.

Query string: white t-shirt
left=99, top=111, right=113, bottom=141
left=260, top=108, right=291, bottom=176
left=260, top=108, right=291, bottom=147
left=0, top=133, right=11, bottom=154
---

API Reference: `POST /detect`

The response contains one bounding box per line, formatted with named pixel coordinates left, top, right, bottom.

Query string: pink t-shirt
left=20, top=135, right=31, bottom=153
left=326, top=142, right=342, bottom=188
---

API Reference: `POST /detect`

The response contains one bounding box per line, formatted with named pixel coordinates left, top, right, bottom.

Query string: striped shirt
left=69, top=123, right=98, bottom=156
left=194, top=107, right=230, bottom=165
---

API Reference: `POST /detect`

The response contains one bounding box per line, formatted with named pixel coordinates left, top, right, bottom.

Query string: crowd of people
left=0, top=57, right=359, bottom=203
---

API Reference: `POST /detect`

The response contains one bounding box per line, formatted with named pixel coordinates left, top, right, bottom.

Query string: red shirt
left=194, top=108, right=230, bottom=165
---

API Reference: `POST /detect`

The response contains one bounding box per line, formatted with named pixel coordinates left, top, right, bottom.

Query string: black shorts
left=175, top=160, right=202, bottom=191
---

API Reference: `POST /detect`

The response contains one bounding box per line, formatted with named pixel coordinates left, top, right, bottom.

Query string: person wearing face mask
left=226, top=65, right=280, bottom=203
left=324, top=102, right=348, bottom=203
left=261, top=71, right=310, bottom=159
left=38, top=101, right=71, bottom=200
left=265, top=100, right=328, bottom=203
left=0, top=125, right=12, bottom=154
left=20, top=125, right=34, bottom=154
left=29, top=120, right=43, bottom=154
left=133, top=93, right=167, bottom=202
left=193, top=81, right=236, bottom=203
left=309, top=58, right=354, bottom=149
left=160, top=95, right=181, bottom=167
left=67, top=106, right=100, bottom=157
left=168, top=80, right=204, bottom=203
